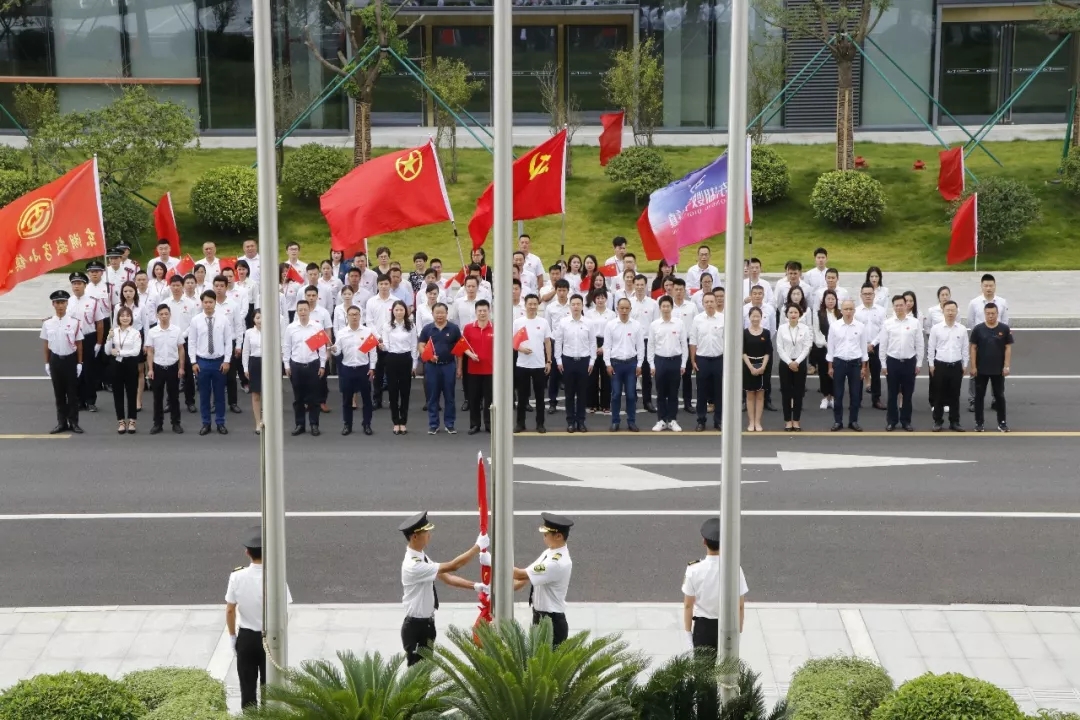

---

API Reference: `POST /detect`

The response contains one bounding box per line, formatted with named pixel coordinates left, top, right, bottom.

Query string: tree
left=273, top=65, right=315, bottom=181
left=1039, top=1, right=1080, bottom=147
left=12, top=84, right=58, bottom=181
left=537, top=61, right=583, bottom=178
left=414, top=57, right=482, bottom=183
left=747, top=36, right=787, bottom=145
left=603, top=37, right=664, bottom=147
left=303, top=0, right=415, bottom=166
left=754, top=0, right=891, bottom=170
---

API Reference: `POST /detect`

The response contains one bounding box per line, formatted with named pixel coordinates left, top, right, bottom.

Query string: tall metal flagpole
left=253, top=0, right=288, bottom=683
left=719, top=0, right=749, bottom=700
left=491, top=0, right=515, bottom=622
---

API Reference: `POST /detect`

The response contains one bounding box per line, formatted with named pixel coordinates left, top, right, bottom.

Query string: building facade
left=0, top=0, right=1073, bottom=133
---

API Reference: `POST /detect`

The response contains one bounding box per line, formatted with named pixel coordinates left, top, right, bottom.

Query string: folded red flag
left=305, top=329, right=331, bottom=352
left=420, top=338, right=436, bottom=362
left=599, top=110, right=624, bottom=167
left=358, top=333, right=379, bottom=353
left=579, top=275, right=591, bottom=292
left=285, top=266, right=304, bottom=284
left=451, top=336, right=471, bottom=357
left=651, top=287, right=665, bottom=300
left=599, top=263, right=619, bottom=277
left=512, top=325, right=529, bottom=351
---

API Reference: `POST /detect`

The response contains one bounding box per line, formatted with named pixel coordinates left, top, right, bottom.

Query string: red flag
left=599, top=111, right=624, bottom=167
left=512, top=325, right=529, bottom=350
left=651, top=287, right=665, bottom=300
left=358, top=333, right=379, bottom=353
left=285, top=266, right=304, bottom=284
left=168, top=254, right=194, bottom=281
left=444, top=267, right=466, bottom=290
left=468, top=130, right=567, bottom=249
left=579, top=275, right=591, bottom=292
left=948, top=194, right=978, bottom=266
left=474, top=451, right=493, bottom=629
left=218, top=256, right=237, bottom=273
left=637, top=207, right=664, bottom=262
left=451, top=336, right=472, bottom=357
left=420, top=338, right=436, bottom=362
left=598, top=263, right=619, bottom=277
left=154, top=192, right=181, bottom=257
left=0, top=158, right=106, bottom=296
left=304, top=329, right=331, bottom=352
left=938, top=147, right=965, bottom=202
left=321, top=139, right=454, bottom=253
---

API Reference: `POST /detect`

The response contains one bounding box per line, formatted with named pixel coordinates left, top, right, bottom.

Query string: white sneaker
left=944, top=405, right=950, bottom=413
left=669, top=420, right=683, bottom=432
left=828, top=398, right=835, bottom=409
left=652, top=420, right=667, bottom=432
left=819, top=398, right=829, bottom=410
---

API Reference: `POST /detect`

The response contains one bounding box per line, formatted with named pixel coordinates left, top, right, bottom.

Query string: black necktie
left=425, top=555, right=439, bottom=610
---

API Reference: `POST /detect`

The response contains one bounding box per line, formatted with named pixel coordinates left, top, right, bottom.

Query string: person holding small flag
left=332, top=305, right=378, bottom=436
left=213, top=275, right=245, bottom=416
left=41, top=290, right=84, bottom=434
left=459, top=300, right=492, bottom=434
left=513, top=294, right=552, bottom=434
left=604, top=236, right=628, bottom=277
left=381, top=300, right=418, bottom=435
left=604, top=297, right=645, bottom=432
left=147, top=239, right=180, bottom=278
left=282, top=300, right=328, bottom=436
left=417, top=303, right=463, bottom=435
left=278, top=263, right=303, bottom=324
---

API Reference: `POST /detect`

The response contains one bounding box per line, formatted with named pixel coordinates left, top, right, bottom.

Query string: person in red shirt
left=462, top=299, right=495, bottom=434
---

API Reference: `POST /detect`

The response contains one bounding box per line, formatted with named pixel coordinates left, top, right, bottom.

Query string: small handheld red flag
left=599, top=110, right=624, bottom=167
left=451, top=336, right=471, bottom=357
left=305, top=329, right=331, bottom=351
left=938, top=147, right=965, bottom=202
left=168, top=254, right=194, bottom=281
left=599, top=263, right=619, bottom=278
left=579, top=275, right=591, bottom=292
left=420, top=338, right=436, bottom=362
left=154, top=192, right=181, bottom=257
left=512, top=325, right=529, bottom=351
left=948, top=194, right=978, bottom=266
left=358, top=333, right=379, bottom=353
left=285, top=266, right=304, bottom=285
left=218, top=256, right=237, bottom=274
left=651, top=287, right=665, bottom=300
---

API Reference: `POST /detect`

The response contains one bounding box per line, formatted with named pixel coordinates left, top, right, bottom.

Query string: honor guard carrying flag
left=398, top=511, right=489, bottom=666
left=225, top=528, right=292, bottom=710
left=682, top=518, right=748, bottom=652
left=514, top=513, right=574, bottom=646
left=41, top=290, right=84, bottom=434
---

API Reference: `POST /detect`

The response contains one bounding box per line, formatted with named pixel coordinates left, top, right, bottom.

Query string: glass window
left=372, top=27, right=423, bottom=126
left=125, top=0, right=199, bottom=119
left=513, top=25, right=556, bottom=123
left=0, top=1, right=52, bottom=129
left=198, top=0, right=254, bottom=129
left=51, top=0, right=124, bottom=114
left=861, top=0, right=934, bottom=127
left=1012, top=23, right=1073, bottom=118
left=641, top=1, right=709, bottom=128
left=566, top=24, right=628, bottom=121
left=939, top=23, right=1003, bottom=119
left=278, top=0, right=347, bottom=132
left=433, top=26, right=491, bottom=124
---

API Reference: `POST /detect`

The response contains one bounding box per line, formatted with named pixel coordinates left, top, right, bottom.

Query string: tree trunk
left=449, top=126, right=458, bottom=184
left=276, top=144, right=285, bottom=182
left=565, top=143, right=573, bottom=179
left=353, top=99, right=372, bottom=166
left=835, top=56, right=855, bottom=171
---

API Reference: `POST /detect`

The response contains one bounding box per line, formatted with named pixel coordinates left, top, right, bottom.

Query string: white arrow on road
left=513, top=453, right=972, bottom=492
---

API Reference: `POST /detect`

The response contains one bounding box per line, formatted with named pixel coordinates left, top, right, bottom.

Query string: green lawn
left=133, top=139, right=1080, bottom=272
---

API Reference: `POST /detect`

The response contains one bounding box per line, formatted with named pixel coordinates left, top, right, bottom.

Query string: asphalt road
left=0, top=330, right=1078, bottom=608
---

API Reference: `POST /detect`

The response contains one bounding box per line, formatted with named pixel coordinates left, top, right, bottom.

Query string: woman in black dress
left=743, top=306, right=772, bottom=432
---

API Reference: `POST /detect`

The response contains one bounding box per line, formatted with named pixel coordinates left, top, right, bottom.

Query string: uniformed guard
left=681, top=517, right=748, bottom=652
left=398, top=511, right=488, bottom=666
left=41, top=290, right=84, bottom=434
left=515, top=512, right=574, bottom=647
left=225, top=528, right=292, bottom=710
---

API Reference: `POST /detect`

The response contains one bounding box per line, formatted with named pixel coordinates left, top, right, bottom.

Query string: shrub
left=1028, top=713, right=1080, bottom=720
left=631, top=653, right=789, bottom=719
left=871, top=673, right=1025, bottom=720
left=605, top=146, right=673, bottom=204
left=751, top=145, right=790, bottom=205
left=0, top=169, right=35, bottom=207
left=1060, top=145, right=1080, bottom=194
left=101, top=188, right=152, bottom=248
left=144, top=695, right=231, bottom=720
left=120, top=667, right=225, bottom=711
left=0, top=145, right=25, bottom=171
left=951, top=177, right=1040, bottom=250
left=788, top=656, right=894, bottom=720
left=0, top=671, right=146, bottom=720
left=281, top=143, right=352, bottom=201
left=190, top=165, right=279, bottom=234
left=810, top=170, right=887, bottom=227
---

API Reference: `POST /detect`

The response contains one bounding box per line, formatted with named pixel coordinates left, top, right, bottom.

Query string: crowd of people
left=39, top=235, right=1016, bottom=436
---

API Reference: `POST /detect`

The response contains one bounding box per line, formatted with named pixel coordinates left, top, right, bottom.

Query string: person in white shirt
left=146, top=239, right=179, bottom=277
left=514, top=251, right=538, bottom=296
left=629, top=275, right=659, bottom=413
left=685, top=244, right=720, bottom=292
left=285, top=241, right=306, bottom=277
left=683, top=518, right=748, bottom=653
left=669, top=279, right=698, bottom=412
left=543, top=279, right=572, bottom=412
left=213, top=275, right=246, bottom=415
left=514, top=294, right=553, bottom=434
left=603, top=236, right=628, bottom=277
left=304, top=286, right=334, bottom=413
left=811, top=289, right=841, bottom=411
left=234, top=260, right=259, bottom=327
left=877, top=294, right=924, bottom=431
left=144, top=304, right=186, bottom=435
left=648, top=295, right=689, bottom=432
left=776, top=303, right=813, bottom=431
left=519, top=234, right=545, bottom=288
left=389, top=267, right=414, bottom=309
left=373, top=245, right=393, bottom=278
left=368, top=275, right=398, bottom=407
left=854, top=284, right=886, bottom=410
left=381, top=300, right=419, bottom=435
left=111, top=281, right=151, bottom=412
left=539, top=264, right=565, bottom=307
left=240, top=239, right=261, bottom=286
left=41, top=289, right=84, bottom=434
left=865, top=266, right=889, bottom=310
left=742, top=259, right=771, bottom=305
left=554, top=294, right=596, bottom=433
left=68, top=271, right=107, bottom=411
left=104, top=250, right=127, bottom=309
left=966, top=273, right=1009, bottom=410
left=744, top=284, right=777, bottom=410
left=331, top=304, right=378, bottom=435
left=514, top=512, right=574, bottom=646
left=334, top=286, right=356, bottom=336
left=317, top=260, right=343, bottom=314
left=241, top=310, right=264, bottom=433
left=692, top=271, right=717, bottom=313
left=927, top=300, right=969, bottom=432
left=826, top=299, right=869, bottom=431
left=352, top=252, right=379, bottom=294
left=189, top=290, right=234, bottom=434
left=342, top=267, right=374, bottom=311
left=585, top=292, right=615, bottom=413
left=277, top=263, right=302, bottom=324
left=147, top=262, right=171, bottom=311
left=452, top=277, right=483, bottom=327
left=803, top=247, right=829, bottom=290
left=774, top=261, right=806, bottom=315
left=85, top=261, right=111, bottom=314
left=415, top=283, right=441, bottom=335
left=104, top=305, right=144, bottom=433
left=923, top=285, right=952, bottom=411
left=690, top=292, right=725, bottom=430
left=811, top=269, right=850, bottom=311
left=604, top=297, right=645, bottom=431
left=283, top=300, right=327, bottom=436
left=198, top=241, right=222, bottom=280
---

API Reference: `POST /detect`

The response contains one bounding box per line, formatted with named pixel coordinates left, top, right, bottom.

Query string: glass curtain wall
left=567, top=24, right=627, bottom=121
left=861, top=0, right=934, bottom=127
left=198, top=0, right=254, bottom=128
left=432, top=25, right=492, bottom=124
left=125, top=0, right=199, bottom=115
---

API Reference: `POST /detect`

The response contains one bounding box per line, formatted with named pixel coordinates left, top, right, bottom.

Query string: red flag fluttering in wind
left=598, top=263, right=619, bottom=277
left=451, top=336, right=472, bottom=357
left=938, top=147, right=965, bottom=202
left=474, top=451, right=493, bottom=631
left=599, top=110, right=624, bottom=167
left=285, top=266, right=304, bottom=285
left=444, top=267, right=467, bottom=291
left=305, top=329, right=331, bottom=352
left=579, top=275, right=591, bottom=292
left=420, top=338, right=436, bottom=363
left=948, top=194, right=978, bottom=266
left=154, top=192, right=181, bottom=257
left=168, top=254, right=195, bottom=281
left=358, top=333, right=379, bottom=354
left=637, top=206, right=664, bottom=262
left=219, top=256, right=237, bottom=274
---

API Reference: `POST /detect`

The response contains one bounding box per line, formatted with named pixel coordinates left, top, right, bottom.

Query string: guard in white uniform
left=41, top=290, right=84, bottom=434
left=516, top=512, right=574, bottom=646
left=398, top=511, right=489, bottom=666
left=682, top=517, right=748, bottom=651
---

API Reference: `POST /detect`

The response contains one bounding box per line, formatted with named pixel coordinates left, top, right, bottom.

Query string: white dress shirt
left=554, top=315, right=597, bottom=364
left=873, top=285, right=890, bottom=310
left=401, top=547, right=440, bottom=618
left=333, top=325, right=379, bottom=367
left=68, top=293, right=107, bottom=339
left=147, top=256, right=179, bottom=276
left=826, top=319, right=868, bottom=362
left=742, top=277, right=772, bottom=305
left=105, top=325, right=143, bottom=358
left=927, top=321, right=971, bottom=365
left=522, top=253, right=545, bottom=284
left=854, top=304, right=885, bottom=347
left=452, top=296, right=481, bottom=327
left=197, top=256, right=221, bottom=279
left=803, top=266, right=828, bottom=290
left=967, top=295, right=1009, bottom=327
left=381, top=322, right=420, bottom=364
left=309, top=306, right=332, bottom=335
left=685, top=263, right=720, bottom=291
left=216, top=298, right=245, bottom=351
left=242, top=328, right=262, bottom=374
left=333, top=304, right=352, bottom=336
left=603, top=317, right=645, bottom=367
left=113, top=302, right=152, bottom=334
left=689, top=311, right=725, bottom=357
left=226, top=563, right=292, bottom=632
left=526, top=545, right=572, bottom=613
left=876, top=315, right=925, bottom=367
left=163, top=295, right=199, bottom=336
left=545, top=298, right=571, bottom=329
left=514, top=316, right=551, bottom=369
left=744, top=303, right=777, bottom=335
left=282, top=319, right=328, bottom=368
left=365, top=293, right=397, bottom=330
left=241, top=254, right=261, bottom=286
left=923, top=304, right=946, bottom=335
left=812, top=285, right=850, bottom=311
left=647, top=317, right=688, bottom=367
left=813, top=310, right=841, bottom=348
left=40, top=315, right=82, bottom=356
left=318, top=276, right=343, bottom=314
left=144, top=324, right=184, bottom=366
left=585, top=307, right=615, bottom=344
left=776, top=322, right=813, bottom=365
left=774, top=279, right=806, bottom=309
left=188, top=311, right=234, bottom=362
left=235, top=279, right=260, bottom=310
left=682, top=556, right=748, bottom=619
left=629, top=294, right=659, bottom=327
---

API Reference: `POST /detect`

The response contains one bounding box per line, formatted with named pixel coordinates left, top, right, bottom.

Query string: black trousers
left=225, top=352, right=240, bottom=406
left=49, top=352, right=79, bottom=427
left=401, top=617, right=436, bottom=666
left=112, top=356, right=140, bottom=421
left=589, top=346, right=611, bottom=410
left=98, top=318, right=112, bottom=389
left=932, top=361, right=963, bottom=425
left=546, top=359, right=561, bottom=406
left=868, top=345, right=882, bottom=402
left=653, top=355, right=682, bottom=423
left=778, top=361, right=807, bottom=422
left=516, top=366, right=547, bottom=428
left=339, top=363, right=373, bottom=428
left=373, top=349, right=388, bottom=402
left=79, top=335, right=99, bottom=406
left=467, top=373, right=492, bottom=429
left=974, top=374, right=1006, bottom=426
left=812, top=346, right=832, bottom=396
left=289, top=359, right=321, bottom=428
left=681, top=355, right=693, bottom=407
left=692, top=616, right=718, bottom=650
left=561, top=357, right=590, bottom=426
left=695, top=355, right=723, bottom=426
left=885, top=356, right=917, bottom=427
left=385, top=352, right=413, bottom=425
left=152, top=362, right=181, bottom=427
left=640, top=339, right=653, bottom=406
left=182, top=340, right=196, bottom=406
left=236, top=627, right=265, bottom=709
left=532, top=610, right=569, bottom=647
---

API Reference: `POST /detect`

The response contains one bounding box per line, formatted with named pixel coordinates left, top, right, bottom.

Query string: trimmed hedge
left=1060, top=145, right=1080, bottom=195
left=120, top=667, right=225, bottom=712
left=190, top=165, right=280, bottom=234
left=143, top=694, right=232, bottom=720
left=0, top=169, right=35, bottom=207
left=0, top=145, right=24, bottom=172
left=282, top=143, right=352, bottom=201
left=952, top=177, right=1040, bottom=250
left=810, top=170, right=887, bottom=228
left=1029, top=713, right=1080, bottom=720
left=872, top=672, right=1025, bottom=720
left=0, top=671, right=146, bottom=720
left=751, top=145, right=791, bottom=205
left=605, top=146, right=674, bottom=204
left=788, top=656, right=894, bottom=720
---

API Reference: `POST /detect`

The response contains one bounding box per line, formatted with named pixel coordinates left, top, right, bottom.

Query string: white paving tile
left=1, top=633, right=51, bottom=661
left=763, top=630, right=810, bottom=657
left=1061, top=660, right=1080, bottom=687
left=903, top=609, right=951, bottom=633
left=142, top=610, right=190, bottom=633
left=0, top=658, right=36, bottom=691
left=1030, top=612, right=1080, bottom=635
left=100, top=611, right=148, bottom=634
left=635, top=607, right=680, bottom=631
left=14, top=613, right=64, bottom=634
left=999, top=633, right=1051, bottom=660
left=987, top=611, right=1037, bottom=635
left=955, top=632, right=1009, bottom=659
left=869, top=629, right=920, bottom=658
left=1014, top=658, right=1070, bottom=689
left=60, top=612, right=112, bottom=633
left=126, top=631, right=181, bottom=659
left=946, top=611, right=994, bottom=634
left=805, top=629, right=853, bottom=658
left=756, top=608, right=802, bottom=631
left=78, top=658, right=123, bottom=678
left=0, top=615, right=21, bottom=634
left=1043, top=634, right=1080, bottom=661
left=968, top=657, right=1023, bottom=688
left=27, top=658, right=81, bottom=676
left=861, top=609, right=907, bottom=632
left=40, top=632, right=101, bottom=660
left=912, top=631, right=964, bottom=659
left=797, top=607, right=845, bottom=632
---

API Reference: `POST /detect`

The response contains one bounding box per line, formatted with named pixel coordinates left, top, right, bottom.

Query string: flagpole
left=491, top=0, right=515, bottom=623
left=451, top=221, right=468, bottom=273
left=252, top=0, right=288, bottom=682
left=559, top=123, right=568, bottom=262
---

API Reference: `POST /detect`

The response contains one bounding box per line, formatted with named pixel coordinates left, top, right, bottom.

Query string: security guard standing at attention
left=682, top=518, right=748, bottom=651
left=399, top=511, right=489, bottom=666
left=225, top=528, right=292, bottom=710
left=41, top=290, right=84, bottom=434
left=515, top=512, right=574, bottom=646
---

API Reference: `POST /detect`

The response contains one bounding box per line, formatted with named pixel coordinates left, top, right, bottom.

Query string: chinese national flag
left=219, top=256, right=237, bottom=273
left=420, top=338, right=436, bottom=362
left=168, top=254, right=194, bottom=281
left=451, top=336, right=471, bottom=357
left=0, top=158, right=106, bottom=297
left=285, top=266, right=304, bottom=284
left=938, top=147, right=965, bottom=202
left=599, top=110, right=624, bottom=166
left=474, top=450, right=492, bottom=628
left=948, top=194, right=978, bottom=265
left=637, top=206, right=664, bottom=262
left=468, top=130, right=567, bottom=250
left=512, top=325, right=529, bottom=350
left=321, top=140, right=454, bottom=255
left=358, top=333, right=379, bottom=353
left=579, top=275, right=591, bottom=292
left=598, top=263, right=619, bottom=277
left=305, top=329, right=331, bottom=352
left=154, top=192, right=181, bottom=257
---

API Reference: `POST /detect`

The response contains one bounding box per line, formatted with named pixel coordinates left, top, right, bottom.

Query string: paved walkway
left=1, top=603, right=1079, bottom=715
left=3, top=272, right=1077, bottom=328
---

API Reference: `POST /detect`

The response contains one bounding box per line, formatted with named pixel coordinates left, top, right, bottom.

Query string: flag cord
left=559, top=212, right=566, bottom=261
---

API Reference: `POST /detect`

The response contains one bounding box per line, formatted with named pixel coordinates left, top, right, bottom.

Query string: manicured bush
left=120, top=667, right=225, bottom=711
left=605, top=145, right=673, bottom=204
left=0, top=671, right=146, bottom=720
left=0, top=145, right=25, bottom=171
left=0, top=168, right=35, bottom=207
left=1028, top=713, right=1080, bottom=720
left=871, top=672, right=1025, bottom=720
left=1059, top=145, right=1080, bottom=195
left=190, top=165, right=279, bottom=234
left=809, top=170, right=887, bottom=227
left=952, top=177, right=1040, bottom=250
left=631, top=653, right=788, bottom=719
left=751, top=144, right=791, bottom=205
left=101, top=188, right=152, bottom=248
left=281, top=143, right=352, bottom=201
left=144, top=694, right=231, bottom=720
left=788, top=655, right=894, bottom=720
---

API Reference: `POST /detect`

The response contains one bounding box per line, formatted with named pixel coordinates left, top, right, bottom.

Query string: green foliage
left=1038, top=0, right=1080, bottom=35
left=752, top=0, right=893, bottom=45
left=143, top=695, right=231, bottom=720
left=810, top=170, right=887, bottom=227
left=871, top=673, right=1025, bottom=720
left=603, top=37, right=664, bottom=146
left=1028, top=712, right=1080, bottom=720
left=416, top=57, right=483, bottom=183
left=426, top=618, right=646, bottom=720
left=248, top=649, right=448, bottom=719
left=751, top=145, right=791, bottom=205
left=102, top=188, right=152, bottom=248
left=0, top=168, right=35, bottom=207
left=951, top=177, right=1041, bottom=249
left=605, top=146, right=673, bottom=205
left=281, top=143, right=352, bottom=201
left=0, top=145, right=25, bottom=171
left=0, top=671, right=146, bottom=720
left=341, top=4, right=409, bottom=100
left=748, top=37, right=787, bottom=144
left=787, top=656, right=894, bottom=720
left=12, top=84, right=57, bottom=132
left=1060, top=145, right=1080, bottom=194
left=120, top=667, right=226, bottom=711
left=190, top=165, right=279, bottom=233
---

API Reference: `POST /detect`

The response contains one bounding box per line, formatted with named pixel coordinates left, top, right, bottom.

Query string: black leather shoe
left=462, top=400, right=470, bottom=411
left=950, top=422, right=965, bottom=432
left=363, top=425, right=373, bottom=436
left=578, top=424, right=587, bottom=433
left=87, top=404, right=98, bottom=413
left=873, top=401, right=886, bottom=410
left=150, top=425, right=164, bottom=435
left=422, top=403, right=428, bottom=412
left=229, top=404, right=242, bottom=414
left=50, top=424, right=68, bottom=434
left=548, top=403, right=558, bottom=414
left=291, top=426, right=305, bottom=436
left=199, top=425, right=211, bottom=436
left=975, top=424, right=984, bottom=432
left=683, top=404, right=693, bottom=413
left=341, top=426, right=352, bottom=436
left=886, top=424, right=896, bottom=431
left=536, top=426, right=547, bottom=434
left=186, top=404, right=197, bottom=413
left=902, top=424, right=914, bottom=432
left=610, top=423, right=620, bottom=432
left=848, top=423, right=863, bottom=432
left=765, top=401, right=778, bottom=411
left=830, top=423, right=843, bottom=432
left=627, top=423, right=639, bottom=432
left=933, top=423, right=944, bottom=432
left=172, top=424, right=184, bottom=434
left=373, top=400, right=383, bottom=410
left=643, top=403, right=656, bottom=413
left=310, top=427, right=321, bottom=437
left=567, top=425, right=575, bottom=433
left=69, top=424, right=84, bottom=434
left=217, top=425, right=228, bottom=435
left=514, top=424, right=525, bottom=434
left=713, top=423, right=722, bottom=431
left=468, top=427, right=481, bottom=435
left=695, top=423, right=706, bottom=432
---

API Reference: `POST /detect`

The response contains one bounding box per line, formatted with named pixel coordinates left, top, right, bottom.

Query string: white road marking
left=840, top=608, right=881, bottom=664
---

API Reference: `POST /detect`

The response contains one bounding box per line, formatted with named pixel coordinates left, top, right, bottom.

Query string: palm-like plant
left=245, top=650, right=449, bottom=720
left=425, top=618, right=646, bottom=720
